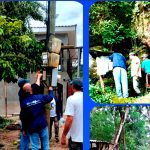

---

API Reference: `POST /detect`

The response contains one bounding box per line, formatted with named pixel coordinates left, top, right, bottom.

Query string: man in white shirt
left=50, top=96, right=61, bottom=143
left=61, top=78, right=83, bottom=150
left=129, top=52, right=142, bottom=96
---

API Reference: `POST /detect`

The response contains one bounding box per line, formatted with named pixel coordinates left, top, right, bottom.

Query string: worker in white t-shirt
left=129, top=52, right=142, bottom=97
left=61, top=78, right=83, bottom=150
left=50, top=96, right=61, bottom=143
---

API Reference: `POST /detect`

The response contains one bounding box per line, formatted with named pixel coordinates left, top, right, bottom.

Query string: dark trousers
left=69, top=138, right=83, bottom=150
left=50, top=116, right=59, bottom=139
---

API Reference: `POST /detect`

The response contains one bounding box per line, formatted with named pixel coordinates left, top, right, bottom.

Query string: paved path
left=134, top=93, right=150, bottom=104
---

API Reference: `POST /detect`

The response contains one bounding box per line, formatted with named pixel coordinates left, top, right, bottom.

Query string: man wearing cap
left=18, top=78, right=30, bottom=150
left=18, top=72, right=44, bottom=150
left=20, top=82, right=53, bottom=150
left=61, top=78, right=83, bottom=150
left=129, top=52, right=142, bottom=96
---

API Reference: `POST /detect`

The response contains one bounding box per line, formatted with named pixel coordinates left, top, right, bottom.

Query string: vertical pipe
left=4, top=81, right=7, bottom=117
left=77, top=48, right=81, bottom=77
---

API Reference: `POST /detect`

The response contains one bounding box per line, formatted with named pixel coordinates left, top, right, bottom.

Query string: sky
left=31, top=1, right=83, bottom=47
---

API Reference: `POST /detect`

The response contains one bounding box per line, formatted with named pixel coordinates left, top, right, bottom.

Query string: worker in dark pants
left=49, top=96, right=62, bottom=143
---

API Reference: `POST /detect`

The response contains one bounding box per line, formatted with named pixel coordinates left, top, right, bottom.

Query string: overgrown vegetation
left=89, top=83, right=114, bottom=103
left=90, top=106, right=150, bottom=149
left=89, top=2, right=150, bottom=103
left=0, top=1, right=45, bottom=83
left=0, top=116, right=12, bottom=129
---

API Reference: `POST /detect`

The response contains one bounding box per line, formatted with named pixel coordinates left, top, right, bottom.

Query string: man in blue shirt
left=20, top=83, right=54, bottom=150
left=18, top=72, right=44, bottom=150
left=109, top=51, right=128, bottom=98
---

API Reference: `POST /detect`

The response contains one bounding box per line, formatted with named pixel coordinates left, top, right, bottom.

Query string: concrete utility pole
left=44, top=1, right=56, bottom=133
left=46, top=1, right=56, bottom=52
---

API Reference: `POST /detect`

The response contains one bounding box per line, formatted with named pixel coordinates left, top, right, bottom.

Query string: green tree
left=0, top=1, right=45, bottom=82
left=90, top=106, right=149, bottom=150
left=0, top=1, right=45, bottom=32
left=89, top=2, right=136, bottom=50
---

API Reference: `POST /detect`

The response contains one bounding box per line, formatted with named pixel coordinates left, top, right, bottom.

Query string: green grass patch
left=0, top=116, right=12, bottom=129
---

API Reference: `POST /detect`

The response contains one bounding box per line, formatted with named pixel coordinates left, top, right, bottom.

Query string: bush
left=89, top=82, right=115, bottom=103
left=89, top=81, right=136, bottom=104
left=0, top=116, right=12, bottom=129
left=90, top=108, right=119, bottom=141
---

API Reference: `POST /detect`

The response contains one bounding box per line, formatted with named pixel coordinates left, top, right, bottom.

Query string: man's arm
left=136, top=61, right=141, bottom=76
left=35, top=72, right=42, bottom=86
left=141, top=61, right=145, bottom=72
left=108, top=54, right=113, bottom=61
left=61, top=115, right=73, bottom=145
left=39, top=86, right=54, bottom=105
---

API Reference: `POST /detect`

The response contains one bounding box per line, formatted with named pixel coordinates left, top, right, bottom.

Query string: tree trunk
left=123, top=127, right=126, bottom=150
left=99, top=75, right=104, bottom=92
left=109, top=107, right=130, bottom=150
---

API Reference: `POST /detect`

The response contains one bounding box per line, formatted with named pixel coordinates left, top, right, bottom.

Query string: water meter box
left=42, top=52, right=49, bottom=66
left=48, top=53, right=60, bottom=67
left=48, top=38, right=62, bottom=54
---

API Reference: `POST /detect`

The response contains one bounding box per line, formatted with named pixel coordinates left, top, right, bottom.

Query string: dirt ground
left=0, top=116, right=68, bottom=150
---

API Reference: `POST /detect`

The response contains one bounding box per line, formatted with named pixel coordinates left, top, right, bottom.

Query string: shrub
left=89, top=82, right=115, bottom=103
left=0, top=116, right=12, bottom=129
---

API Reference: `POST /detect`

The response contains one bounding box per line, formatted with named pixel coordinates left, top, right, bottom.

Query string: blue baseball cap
left=18, top=78, right=30, bottom=88
left=70, top=78, right=83, bottom=90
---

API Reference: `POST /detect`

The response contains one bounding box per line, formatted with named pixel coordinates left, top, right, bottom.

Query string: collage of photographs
left=0, top=1, right=150, bottom=150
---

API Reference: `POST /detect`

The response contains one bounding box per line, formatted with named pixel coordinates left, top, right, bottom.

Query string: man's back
left=65, top=91, right=83, bottom=142
left=109, top=52, right=127, bottom=70
left=131, top=56, right=141, bottom=77
left=142, top=58, right=150, bottom=74
left=20, top=91, right=53, bottom=133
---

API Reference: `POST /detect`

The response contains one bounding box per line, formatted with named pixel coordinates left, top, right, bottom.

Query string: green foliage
left=98, top=20, right=125, bottom=45
left=90, top=108, right=118, bottom=142
left=90, top=106, right=149, bottom=149
left=89, top=2, right=136, bottom=49
left=0, top=116, right=12, bottom=129
left=89, top=82, right=115, bottom=103
left=0, top=2, right=45, bottom=29
left=0, top=2, right=45, bottom=83
left=112, top=96, right=136, bottom=104
left=0, top=16, right=37, bottom=82
left=123, top=107, right=149, bottom=149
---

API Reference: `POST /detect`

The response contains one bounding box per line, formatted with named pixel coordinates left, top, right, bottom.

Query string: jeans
left=20, top=131, right=30, bottom=150
left=50, top=117, right=59, bottom=140
left=133, top=76, right=141, bottom=94
left=30, top=126, right=49, bottom=150
left=20, top=121, right=30, bottom=150
left=68, top=138, right=83, bottom=150
left=113, top=67, right=128, bottom=98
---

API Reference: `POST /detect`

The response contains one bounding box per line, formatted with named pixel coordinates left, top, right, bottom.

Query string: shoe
left=56, top=138, right=59, bottom=143
left=136, top=93, right=142, bottom=98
